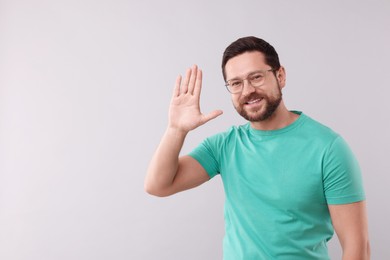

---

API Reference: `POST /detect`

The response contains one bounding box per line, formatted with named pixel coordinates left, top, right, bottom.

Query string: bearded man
left=145, top=36, right=370, bottom=260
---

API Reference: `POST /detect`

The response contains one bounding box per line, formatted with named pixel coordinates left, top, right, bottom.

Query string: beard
left=234, top=86, right=282, bottom=122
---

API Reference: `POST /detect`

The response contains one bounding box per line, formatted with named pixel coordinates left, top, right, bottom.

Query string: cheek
left=231, top=95, right=240, bottom=104
left=231, top=96, right=242, bottom=109
left=266, top=83, right=281, bottom=96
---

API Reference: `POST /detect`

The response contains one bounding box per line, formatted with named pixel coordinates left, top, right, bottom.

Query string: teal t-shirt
left=189, top=112, right=365, bottom=259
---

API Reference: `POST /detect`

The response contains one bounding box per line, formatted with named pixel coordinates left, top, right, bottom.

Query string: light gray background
left=0, top=0, right=389, bottom=259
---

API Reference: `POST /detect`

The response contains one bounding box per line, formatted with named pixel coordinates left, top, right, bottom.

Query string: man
left=145, top=36, right=370, bottom=259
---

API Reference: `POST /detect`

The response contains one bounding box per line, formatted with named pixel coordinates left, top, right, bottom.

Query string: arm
left=144, top=65, right=223, bottom=197
left=328, top=200, right=370, bottom=260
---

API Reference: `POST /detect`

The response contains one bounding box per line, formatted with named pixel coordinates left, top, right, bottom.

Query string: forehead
left=225, top=51, right=268, bottom=79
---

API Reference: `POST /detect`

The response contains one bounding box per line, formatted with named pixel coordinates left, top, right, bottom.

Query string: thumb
left=202, top=110, right=223, bottom=124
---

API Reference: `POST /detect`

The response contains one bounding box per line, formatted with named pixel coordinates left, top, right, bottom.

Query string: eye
left=250, top=73, right=264, bottom=82
left=229, top=80, right=242, bottom=88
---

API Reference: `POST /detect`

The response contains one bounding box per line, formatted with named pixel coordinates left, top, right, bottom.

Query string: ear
left=276, top=66, right=286, bottom=88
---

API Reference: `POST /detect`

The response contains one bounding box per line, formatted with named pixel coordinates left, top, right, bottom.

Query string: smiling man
left=145, top=36, right=370, bottom=259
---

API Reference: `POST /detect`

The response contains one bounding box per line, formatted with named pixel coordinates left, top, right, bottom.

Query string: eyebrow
left=226, top=69, right=270, bottom=82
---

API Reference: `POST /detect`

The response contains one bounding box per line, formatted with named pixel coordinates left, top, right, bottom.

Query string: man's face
left=224, top=51, right=285, bottom=122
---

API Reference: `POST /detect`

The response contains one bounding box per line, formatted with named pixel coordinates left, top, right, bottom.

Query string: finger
left=202, top=110, right=223, bottom=124
left=173, top=75, right=181, bottom=97
left=193, top=68, right=202, bottom=97
left=187, top=65, right=198, bottom=95
left=180, top=68, right=191, bottom=94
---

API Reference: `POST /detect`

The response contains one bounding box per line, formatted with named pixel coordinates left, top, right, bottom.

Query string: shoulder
left=206, top=124, right=250, bottom=144
left=299, top=112, right=340, bottom=144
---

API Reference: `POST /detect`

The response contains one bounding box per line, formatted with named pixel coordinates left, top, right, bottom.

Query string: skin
left=144, top=51, right=370, bottom=259
left=144, top=65, right=218, bottom=197
left=224, top=51, right=297, bottom=130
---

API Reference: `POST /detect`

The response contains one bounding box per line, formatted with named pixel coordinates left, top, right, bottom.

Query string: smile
left=245, top=98, right=263, bottom=105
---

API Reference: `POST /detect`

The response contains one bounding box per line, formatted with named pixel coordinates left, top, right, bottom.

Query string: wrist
left=165, top=126, right=189, bottom=138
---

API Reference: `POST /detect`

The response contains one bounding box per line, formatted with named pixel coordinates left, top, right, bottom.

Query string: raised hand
left=168, top=65, right=223, bottom=134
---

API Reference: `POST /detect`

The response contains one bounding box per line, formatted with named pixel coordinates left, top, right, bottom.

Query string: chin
left=237, top=101, right=280, bottom=122
left=240, top=110, right=270, bottom=122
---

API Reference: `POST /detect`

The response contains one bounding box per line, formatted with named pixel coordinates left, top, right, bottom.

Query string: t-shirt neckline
left=247, top=111, right=307, bottom=136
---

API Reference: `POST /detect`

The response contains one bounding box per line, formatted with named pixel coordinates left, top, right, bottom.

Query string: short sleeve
left=188, top=137, right=220, bottom=179
left=323, top=136, right=365, bottom=204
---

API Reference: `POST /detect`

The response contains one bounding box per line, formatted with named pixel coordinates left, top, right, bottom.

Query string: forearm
left=145, top=65, right=221, bottom=196
left=144, top=127, right=187, bottom=196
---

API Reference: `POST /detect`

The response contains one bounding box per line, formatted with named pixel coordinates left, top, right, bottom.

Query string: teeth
left=247, top=98, right=261, bottom=104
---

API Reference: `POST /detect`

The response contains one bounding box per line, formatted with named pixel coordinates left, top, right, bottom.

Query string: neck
left=250, top=102, right=299, bottom=131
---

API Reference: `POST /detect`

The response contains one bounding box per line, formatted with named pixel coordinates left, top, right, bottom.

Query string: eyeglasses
left=225, top=69, right=275, bottom=94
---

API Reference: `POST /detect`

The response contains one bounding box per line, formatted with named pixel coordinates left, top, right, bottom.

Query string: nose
left=241, top=79, right=256, bottom=97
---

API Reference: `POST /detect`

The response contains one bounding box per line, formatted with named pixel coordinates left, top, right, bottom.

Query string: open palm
left=169, top=65, right=222, bottom=133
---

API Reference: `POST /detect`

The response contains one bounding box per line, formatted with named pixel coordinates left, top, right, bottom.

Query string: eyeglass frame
left=224, top=69, right=276, bottom=94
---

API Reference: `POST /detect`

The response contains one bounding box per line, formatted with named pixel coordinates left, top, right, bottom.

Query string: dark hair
left=222, top=36, right=281, bottom=80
